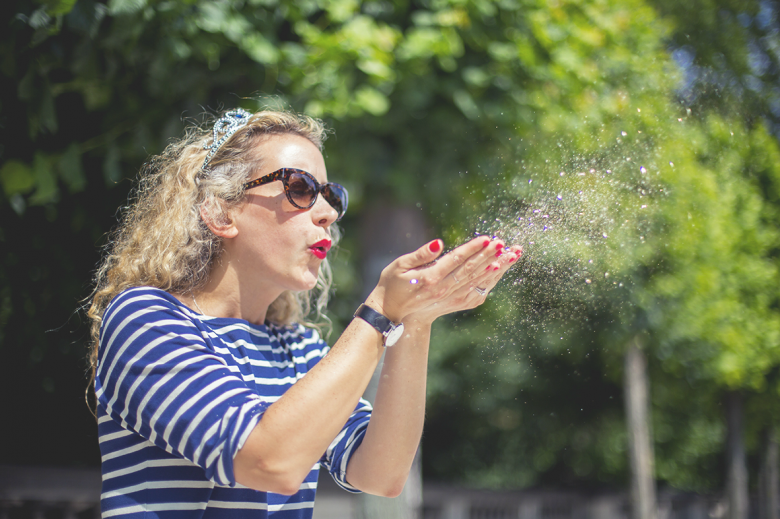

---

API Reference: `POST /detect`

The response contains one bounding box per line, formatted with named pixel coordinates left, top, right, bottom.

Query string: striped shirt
left=96, top=287, right=371, bottom=518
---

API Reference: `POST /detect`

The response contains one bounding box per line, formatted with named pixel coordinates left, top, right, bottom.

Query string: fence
left=421, top=484, right=725, bottom=519
left=0, top=466, right=100, bottom=519
left=0, top=465, right=738, bottom=519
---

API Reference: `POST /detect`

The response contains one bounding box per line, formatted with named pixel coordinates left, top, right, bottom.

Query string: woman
left=88, top=108, right=521, bottom=518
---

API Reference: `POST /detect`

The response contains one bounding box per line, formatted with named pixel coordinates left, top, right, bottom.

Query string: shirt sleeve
left=320, top=397, right=373, bottom=493
left=95, top=288, right=269, bottom=486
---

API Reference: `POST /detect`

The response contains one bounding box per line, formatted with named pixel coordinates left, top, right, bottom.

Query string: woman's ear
left=200, top=198, right=239, bottom=239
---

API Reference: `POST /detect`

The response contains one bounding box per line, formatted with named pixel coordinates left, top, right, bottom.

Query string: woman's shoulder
left=103, top=286, right=197, bottom=326
left=98, top=287, right=205, bottom=357
left=107, top=286, right=184, bottom=309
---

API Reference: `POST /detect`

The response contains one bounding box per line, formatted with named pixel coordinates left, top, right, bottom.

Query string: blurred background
left=3, top=0, right=780, bottom=518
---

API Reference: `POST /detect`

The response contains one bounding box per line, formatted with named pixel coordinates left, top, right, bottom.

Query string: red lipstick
left=309, top=239, right=332, bottom=260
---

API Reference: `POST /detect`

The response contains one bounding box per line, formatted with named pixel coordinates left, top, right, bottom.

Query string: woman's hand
left=364, top=236, right=522, bottom=325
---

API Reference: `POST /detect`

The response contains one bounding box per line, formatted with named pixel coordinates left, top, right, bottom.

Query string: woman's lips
left=309, top=239, right=332, bottom=259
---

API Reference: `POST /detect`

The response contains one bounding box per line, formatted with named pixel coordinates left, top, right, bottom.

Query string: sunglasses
left=243, top=168, right=348, bottom=221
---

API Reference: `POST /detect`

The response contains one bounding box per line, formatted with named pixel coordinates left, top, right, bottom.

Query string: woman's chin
left=299, top=271, right=320, bottom=291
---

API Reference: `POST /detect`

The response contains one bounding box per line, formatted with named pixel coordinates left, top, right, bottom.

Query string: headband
left=202, top=108, right=252, bottom=171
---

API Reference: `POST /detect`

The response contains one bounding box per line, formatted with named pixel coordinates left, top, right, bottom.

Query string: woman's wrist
left=363, top=289, right=404, bottom=324
left=402, top=313, right=436, bottom=328
left=362, top=290, right=441, bottom=328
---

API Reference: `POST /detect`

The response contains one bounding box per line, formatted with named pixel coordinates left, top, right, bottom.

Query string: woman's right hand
left=364, top=236, right=522, bottom=325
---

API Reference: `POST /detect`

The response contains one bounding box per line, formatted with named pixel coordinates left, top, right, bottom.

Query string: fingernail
left=429, top=240, right=441, bottom=253
left=485, top=265, right=493, bottom=271
left=495, top=250, right=502, bottom=257
left=509, top=254, right=518, bottom=263
left=495, top=243, right=504, bottom=251
left=482, top=239, right=490, bottom=248
left=493, top=266, right=500, bottom=271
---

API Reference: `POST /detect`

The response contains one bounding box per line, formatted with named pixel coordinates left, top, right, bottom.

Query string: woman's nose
left=312, top=192, right=338, bottom=226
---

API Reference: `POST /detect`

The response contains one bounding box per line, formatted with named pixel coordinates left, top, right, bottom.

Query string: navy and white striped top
left=96, top=287, right=371, bottom=518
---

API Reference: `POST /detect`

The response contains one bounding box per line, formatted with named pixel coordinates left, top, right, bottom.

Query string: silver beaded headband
left=201, top=108, right=252, bottom=171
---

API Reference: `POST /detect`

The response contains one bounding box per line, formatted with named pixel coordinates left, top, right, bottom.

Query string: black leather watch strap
left=353, top=304, right=404, bottom=346
left=353, top=304, right=393, bottom=334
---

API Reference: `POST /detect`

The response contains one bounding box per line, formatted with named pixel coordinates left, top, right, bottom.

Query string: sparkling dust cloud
left=465, top=130, right=668, bottom=330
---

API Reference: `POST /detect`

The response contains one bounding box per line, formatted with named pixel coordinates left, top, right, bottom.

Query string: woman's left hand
left=365, top=236, right=522, bottom=325
left=409, top=238, right=521, bottom=324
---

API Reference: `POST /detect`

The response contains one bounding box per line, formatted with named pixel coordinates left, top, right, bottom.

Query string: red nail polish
left=495, top=250, right=502, bottom=257
left=482, top=239, right=490, bottom=248
left=496, top=243, right=504, bottom=251
left=429, top=240, right=441, bottom=253
left=509, top=255, right=518, bottom=263
left=493, top=266, right=500, bottom=271
left=485, top=265, right=492, bottom=271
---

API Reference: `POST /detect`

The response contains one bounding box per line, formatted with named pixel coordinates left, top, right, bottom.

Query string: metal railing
left=0, top=466, right=740, bottom=519
left=0, top=466, right=100, bottom=519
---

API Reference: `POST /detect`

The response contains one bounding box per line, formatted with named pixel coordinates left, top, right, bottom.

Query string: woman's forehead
left=254, top=133, right=327, bottom=180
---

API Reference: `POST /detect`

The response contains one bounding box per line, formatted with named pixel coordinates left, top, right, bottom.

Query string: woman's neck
left=186, top=257, right=283, bottom=325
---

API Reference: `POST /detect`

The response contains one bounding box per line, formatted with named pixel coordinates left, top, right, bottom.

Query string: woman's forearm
left=344, top=318, right=432, bottom=497
left=234, top=318, right=386, bottom=493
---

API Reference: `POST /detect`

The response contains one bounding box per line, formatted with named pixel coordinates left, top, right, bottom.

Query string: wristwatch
left=353, top=304, right=405, bottom=347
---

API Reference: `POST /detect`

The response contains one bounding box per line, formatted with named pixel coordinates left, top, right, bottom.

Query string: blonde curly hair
left=86, top=108, right=336, bottom=390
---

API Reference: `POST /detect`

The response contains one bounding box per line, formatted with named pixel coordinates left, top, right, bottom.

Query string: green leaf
left=107, top=0, right=148, bottom=16
left=453, top=89, right=480, bottom=120
left=9, top=194, right=26, bottom=215
left=0, top=161, right=35, bottom=198
left=322, top=0, right=360, bottom=23
left=356, top=59, right=394, bottom=81
left=304, top=99, right=325, bottom=118
left=103, top=144, right=122, bottom=186
left=354, top=86, right=389, bottom=116
left=27, top=7, right=52, bottom=29
left=17, top=68, right=34, bottom=102
left=39, top=87, right=58, bottom=134
left=58, top=144, right=85, bottom=193
left=46, top=0, right=78, bottom=16
left=29, top=153, right=58, bottom=205
left=487, top=41, right=516, bottom=62
left=462, top=66, right=490, bottom=88
left=241, top=33, right=279, bottom=65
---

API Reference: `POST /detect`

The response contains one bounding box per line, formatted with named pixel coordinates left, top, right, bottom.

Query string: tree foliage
left=3, top=0, right=779, bottom=494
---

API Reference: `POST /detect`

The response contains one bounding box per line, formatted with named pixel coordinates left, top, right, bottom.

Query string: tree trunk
left=759, top=425, right=779, bottom=519
left=624, top=336, right=657, bottom=519
left=726, top=391, right=749, bottom=519
left=355, top=205, right=429, bottom=519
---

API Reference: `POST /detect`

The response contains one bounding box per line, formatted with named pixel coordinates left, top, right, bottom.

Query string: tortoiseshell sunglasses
left=242, top=168, right=348, bottom=221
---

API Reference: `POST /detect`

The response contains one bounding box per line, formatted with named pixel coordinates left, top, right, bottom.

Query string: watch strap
left=353, top=304, right=394, bottom=335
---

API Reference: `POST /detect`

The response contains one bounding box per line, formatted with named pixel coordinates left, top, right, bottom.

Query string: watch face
left=385, top=323, right=405, bottom=346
